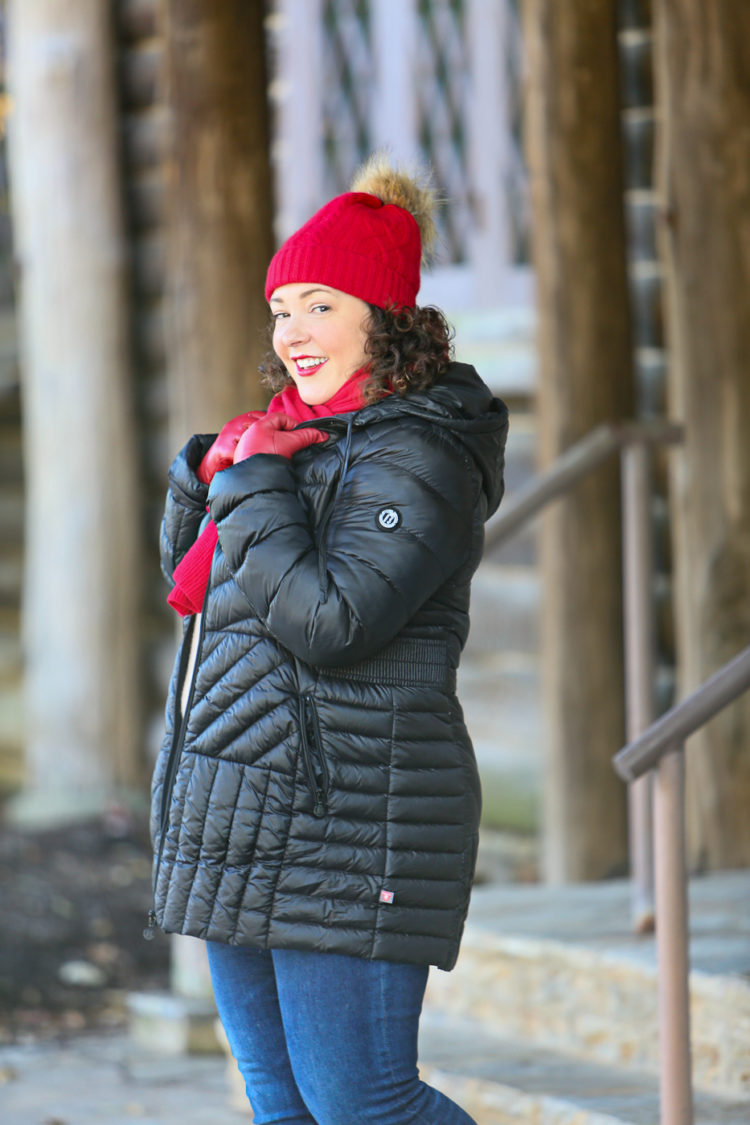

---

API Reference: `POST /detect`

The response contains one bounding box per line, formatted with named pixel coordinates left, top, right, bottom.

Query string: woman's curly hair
left=259, top=304, right=454, bottom=404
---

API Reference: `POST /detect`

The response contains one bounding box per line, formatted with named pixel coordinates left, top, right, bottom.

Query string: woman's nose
left=280, top=315, right=309, bottom=347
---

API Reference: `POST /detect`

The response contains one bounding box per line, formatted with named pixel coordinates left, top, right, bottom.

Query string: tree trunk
left=163, top=0, right=275, bottom=444
left=524, top=1, right=635, bottom=881
left=8, top=0, right=142, bottom=821
left=654, top=0, right=750, bottom=869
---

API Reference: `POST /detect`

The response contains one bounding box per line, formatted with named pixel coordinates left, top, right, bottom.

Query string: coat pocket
left=298, top=694, right=330, bottom=818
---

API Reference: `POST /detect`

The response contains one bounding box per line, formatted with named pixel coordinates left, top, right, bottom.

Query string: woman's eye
left=271, top=311, right=288, bottom=322
left=311, top=304, right=330, bottom=314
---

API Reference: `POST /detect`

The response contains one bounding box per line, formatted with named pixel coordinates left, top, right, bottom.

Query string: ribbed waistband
left=324, top=636, right=457, bottom=692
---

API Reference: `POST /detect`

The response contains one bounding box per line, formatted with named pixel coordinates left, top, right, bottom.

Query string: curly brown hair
left=259, top=304, right=454, bottom=404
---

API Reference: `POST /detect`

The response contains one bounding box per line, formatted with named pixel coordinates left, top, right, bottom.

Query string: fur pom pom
left=351, top=153, right=438, bottom=264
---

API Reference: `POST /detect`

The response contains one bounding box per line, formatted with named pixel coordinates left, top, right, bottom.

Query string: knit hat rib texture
left=265, top=158, right=436, bottom=309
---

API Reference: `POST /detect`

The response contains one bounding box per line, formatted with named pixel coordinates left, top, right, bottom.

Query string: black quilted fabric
left=151, top=363, right=508, bottom=971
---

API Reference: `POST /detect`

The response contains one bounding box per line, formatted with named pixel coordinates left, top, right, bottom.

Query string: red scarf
left=167, top=370, right=370, bottom=616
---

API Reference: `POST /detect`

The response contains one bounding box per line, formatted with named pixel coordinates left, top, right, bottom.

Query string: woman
left=149, top=156, right=508, bottom=1124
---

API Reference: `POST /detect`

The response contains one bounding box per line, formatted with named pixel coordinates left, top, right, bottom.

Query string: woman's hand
left=233, top=414, right=327, bottom=462
left=197, top=411, right=265, bottom=483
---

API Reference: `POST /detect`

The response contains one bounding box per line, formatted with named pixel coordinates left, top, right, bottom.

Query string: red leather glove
left=196, top=411, right=265, bottom=483
left=233, top=413, right=327, bottom=462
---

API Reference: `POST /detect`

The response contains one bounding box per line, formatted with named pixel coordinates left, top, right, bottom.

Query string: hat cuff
left=265, top=243, right=418, bottom=308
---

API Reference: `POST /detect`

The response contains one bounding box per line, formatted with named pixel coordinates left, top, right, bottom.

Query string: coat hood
left=357, top=362, right=509, bottom=517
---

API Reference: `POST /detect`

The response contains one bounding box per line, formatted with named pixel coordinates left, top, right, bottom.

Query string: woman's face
left=270, top=283, right=370, bottom=405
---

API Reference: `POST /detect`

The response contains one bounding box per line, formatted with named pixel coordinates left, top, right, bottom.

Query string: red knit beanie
left=265, top=156, right=437, bottom=309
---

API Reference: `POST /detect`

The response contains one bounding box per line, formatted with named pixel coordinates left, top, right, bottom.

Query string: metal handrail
left=483, top=415, right=698, bottom=1125
left=487, top=417, right=683, bottom=929
left=614, top=643, right=750, bottom=781
left=611, top=642, right=750, bottom=1125
left=485, top=419, right=683, bottom=548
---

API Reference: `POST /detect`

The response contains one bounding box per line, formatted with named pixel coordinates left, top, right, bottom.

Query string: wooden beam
left=524, top=0, right=636, bottom=881
left=116, top=0, right=161, bottom=42
left=654, top=0, right=750, bottom=868
left=163, top=0, right=275, bottom=439
left=8, top=0, right=143, bottom=822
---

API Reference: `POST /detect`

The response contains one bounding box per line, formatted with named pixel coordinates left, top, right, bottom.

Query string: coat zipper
left=144, top=584, right=211, bottom=940
left=298, top=694, right=329, bottom=818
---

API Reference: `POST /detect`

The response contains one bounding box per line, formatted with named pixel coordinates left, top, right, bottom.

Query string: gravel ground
left=0, top=813, right=170, bottom=1044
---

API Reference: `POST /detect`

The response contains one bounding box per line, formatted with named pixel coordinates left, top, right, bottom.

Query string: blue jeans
left=207, top=942, right=476, bottom=1125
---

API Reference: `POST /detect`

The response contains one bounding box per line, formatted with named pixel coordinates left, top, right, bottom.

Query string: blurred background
left=0, top=0, right=748, bottom=1118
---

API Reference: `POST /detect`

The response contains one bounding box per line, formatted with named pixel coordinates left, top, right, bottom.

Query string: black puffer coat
left=151, top=362, right=508, bottom=971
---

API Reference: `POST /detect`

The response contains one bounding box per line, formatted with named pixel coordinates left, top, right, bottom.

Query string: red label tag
left=379, top=889, right=394, bottom=904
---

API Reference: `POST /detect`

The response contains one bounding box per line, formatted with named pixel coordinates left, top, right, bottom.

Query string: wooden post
left=524, top=1, right=635, bottom=881
left=163, top=0, right=275, bottom=443
left=654, top=0, right=750, bottom=868
left=7, top=0, right=142, bottom=821
left=161, top=0, right=276, bottom=1038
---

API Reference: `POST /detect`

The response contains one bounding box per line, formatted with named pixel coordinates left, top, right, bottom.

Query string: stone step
left=474, top=828, right=540, bottom=887
left=499, top=411, right=537, bottom=492
left=486, top=412, right=538, bottom=569
left=458, top=654, right=542, bottom=834
left=450, top=305, right=537, bottom=403
left=419, top=1011, right=750, bottom=1125
left=425, top=874, right=750, bottom=1100
left=460, top=405, right=543, bottom=835
left=468, top=563, right=540, bottom=655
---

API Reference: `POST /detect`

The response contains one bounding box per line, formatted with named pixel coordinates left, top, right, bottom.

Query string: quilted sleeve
left=207, top=421, right=482, bottom=666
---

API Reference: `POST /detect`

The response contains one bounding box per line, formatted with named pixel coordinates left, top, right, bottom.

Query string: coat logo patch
left=380, top=889, right=395, bottom=904
left=376, top=507, right=401, bottom=531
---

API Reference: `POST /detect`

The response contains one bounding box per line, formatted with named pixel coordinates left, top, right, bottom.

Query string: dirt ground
left=0, top=812, right=170, bottom=1044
